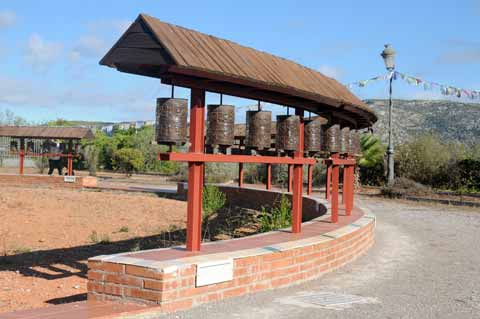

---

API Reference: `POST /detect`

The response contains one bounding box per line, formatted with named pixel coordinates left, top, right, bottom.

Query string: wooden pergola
left=100, top=14, right=377, bottom=251
left=0, top=126, right=94, bottom=175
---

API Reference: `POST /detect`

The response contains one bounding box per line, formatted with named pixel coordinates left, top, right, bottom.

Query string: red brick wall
left=87, top=218, right=374, bottom=313
left=0, top=174, right=96, bottom=189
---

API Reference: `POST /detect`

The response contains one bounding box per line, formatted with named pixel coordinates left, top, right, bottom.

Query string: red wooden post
left=292, top=109, right=304, bottom=233
left=19, top=150, right=25, bottom=175
left=331, top=153, right=339, bottom=223
left=345, top=164, right=353, bottom=216
left=307, top=164, right=313, bottom=195
left=186, top=88, right=206, bottom=252
left=325, top=163, right=332, bottom=200
left=342, top=165, right=348, bottom=205
left=350, top=164, right=355, bottom=211
left=67, top=153, right=73, bottom=176
left=346, top=157, right=355, bottom=215
left=266, top=163, right=272, bottom=190
left=238, top=163, right=244, bottom=188
left=287, top=164, right=293, bottom=192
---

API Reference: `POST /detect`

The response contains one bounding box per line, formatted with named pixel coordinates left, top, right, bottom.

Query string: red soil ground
left=0, top=186, right=187, bottom=313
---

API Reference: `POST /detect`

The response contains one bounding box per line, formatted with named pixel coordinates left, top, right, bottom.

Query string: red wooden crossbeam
left=158, top=152, right=317, bottom=165
left=323, top=158, right=355, bottom=166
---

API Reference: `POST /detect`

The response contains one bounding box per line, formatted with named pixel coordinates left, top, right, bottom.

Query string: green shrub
left=205, top=163, right=237, bottom=183
left=260, top=195, right=292, bottom=232
left=112, top=148, right=144, bottom=175
left=202, top=185, right=227, bottom=219
left=34, top=157, right=49, bottom=174
left=396, top=134, right=452, bottom=186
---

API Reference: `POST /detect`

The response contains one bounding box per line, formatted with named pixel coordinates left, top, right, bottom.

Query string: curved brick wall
left=217, top=185, right=327, bottom=221
left=87, top=187, right=375, bottom=315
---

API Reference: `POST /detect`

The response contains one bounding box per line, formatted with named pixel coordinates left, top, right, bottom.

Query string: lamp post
left=381, top=44, right=396, bottom=186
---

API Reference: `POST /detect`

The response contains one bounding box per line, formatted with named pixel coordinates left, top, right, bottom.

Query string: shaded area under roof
left=100, top=14, right=377, bottom=129
left=0, top=126, right=95, bottom=140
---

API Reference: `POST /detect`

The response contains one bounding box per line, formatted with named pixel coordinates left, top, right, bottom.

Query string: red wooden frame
left=157, top=88, right=357, bottom=251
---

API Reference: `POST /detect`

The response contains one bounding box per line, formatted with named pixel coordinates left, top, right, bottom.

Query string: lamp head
left=381, top=44, right=396, bottom=71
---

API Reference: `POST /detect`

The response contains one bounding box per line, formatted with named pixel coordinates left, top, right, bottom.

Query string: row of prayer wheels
left=155, top=98, right=361, bottom=155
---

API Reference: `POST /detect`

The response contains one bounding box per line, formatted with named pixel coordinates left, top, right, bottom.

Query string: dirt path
left=0, top=186, right=187, bottom=313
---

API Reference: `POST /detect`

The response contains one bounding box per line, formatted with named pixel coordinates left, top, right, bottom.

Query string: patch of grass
left=13, top=247, right=32, bottom=254
left=88, top=230, right=99, bottom=243
left=89, top=231, right=111, bottom=244
left=118, top=226, right=129, bottom=233
left=381, top=177, right=432, bottom=198
left=99, top=234, right=111, bottom=244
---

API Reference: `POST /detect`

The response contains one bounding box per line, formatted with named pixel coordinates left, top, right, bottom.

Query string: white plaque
left=64, top=176, right=76, bottom=183
left=195, top=259, right=233, bottom=287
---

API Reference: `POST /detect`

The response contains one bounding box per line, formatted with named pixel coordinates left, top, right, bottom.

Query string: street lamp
left=381, top=44, right=396, bottom=186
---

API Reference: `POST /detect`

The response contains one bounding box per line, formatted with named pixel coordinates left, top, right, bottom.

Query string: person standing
left=48, top=142, right=62, bottom=175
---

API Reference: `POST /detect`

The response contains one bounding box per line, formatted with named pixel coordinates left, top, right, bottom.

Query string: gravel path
left=158, top=197, right=480, bottom=319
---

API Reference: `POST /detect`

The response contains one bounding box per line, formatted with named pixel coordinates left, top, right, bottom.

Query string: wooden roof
left=0, top=126, right=95, bottom=140
left=100, top=14, right=377, bottom=128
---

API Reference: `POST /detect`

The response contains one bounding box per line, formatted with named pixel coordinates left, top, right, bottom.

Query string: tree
left=112, top=148, right=144, bottom=176
left=359, top=133, right=387, bottom=186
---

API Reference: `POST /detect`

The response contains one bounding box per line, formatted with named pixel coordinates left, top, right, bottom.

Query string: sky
left=0, top=0, right=479, bottom=123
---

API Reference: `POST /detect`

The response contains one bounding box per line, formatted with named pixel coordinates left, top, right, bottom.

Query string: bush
left=83, top=144, right=99, bottom=176
left=395, top=134, right=452, bottom=186
left=205, top=163, right=237, bottom=183
left=202, top=185, right=227, bottom=219
left=34, top=157, right=48, bottom=174
left=381, top=177, right=432, bottom=198
left=259, top=195, right=292, bottom=232
left=112, top=148, right=144, bottom=176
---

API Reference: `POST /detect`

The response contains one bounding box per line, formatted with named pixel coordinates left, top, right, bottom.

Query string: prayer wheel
left=325, top=124, right=340, bottom=153
left=246, top=110, right=272, bottom=150
left=206, top=104, right=235, bottom=148
left=304, top=117, right=322, bottom=154
left=275, top=115, right=300, bottom=152
left=340, top=127, right=350, bottom=154
left=349, top=130, right=361, bottom=155
left=155, top=98, right=188, bottom=146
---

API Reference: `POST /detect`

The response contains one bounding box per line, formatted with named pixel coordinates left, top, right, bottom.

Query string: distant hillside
left=365, top=99, right=480, bottom=145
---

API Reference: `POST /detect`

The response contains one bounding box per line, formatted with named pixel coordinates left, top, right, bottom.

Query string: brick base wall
left=87, top=211, right=375, bottom=314
left=0, top=173, right=97, bottom=189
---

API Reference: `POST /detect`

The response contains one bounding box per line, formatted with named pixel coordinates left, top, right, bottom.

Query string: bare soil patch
left=0, top=186, right=187, bottom=313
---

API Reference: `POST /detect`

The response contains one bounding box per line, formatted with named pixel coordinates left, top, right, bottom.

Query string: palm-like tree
left=360, top=134, right=386, bottom=168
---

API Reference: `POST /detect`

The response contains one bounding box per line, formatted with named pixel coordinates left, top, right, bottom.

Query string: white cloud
left=70, top=35, right=109, bottom=60
left=0, top=10, right=16, bottom=28
left=0, top=75, right=164, bottom=120
left=436, top=48, right=480, bottom=65
left=25, top=34, right=63, bottom=72
left=318, top=64, right=345, bottom=80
